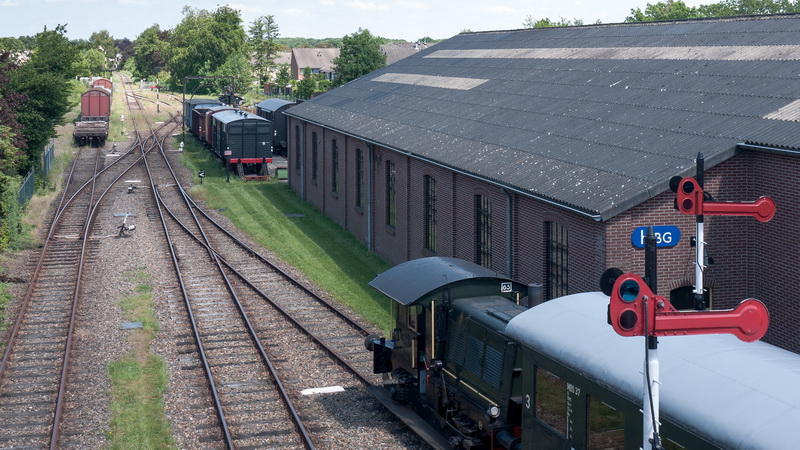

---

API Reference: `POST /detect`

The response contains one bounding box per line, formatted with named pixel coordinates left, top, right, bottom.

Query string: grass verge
left=107, top=267, right=176, bottom=449
left=178, top=136, right=395, bottom=332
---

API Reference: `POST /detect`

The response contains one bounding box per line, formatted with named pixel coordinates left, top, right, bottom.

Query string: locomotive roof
left=212, top=110, right=269, bottom=124
left=286, top=14, right=800, bottom=220
left=505, top=292, right=800, bottom=448
left=256, top=98, right=294, bottom=112
left=369, top=256, right=514, bottom=306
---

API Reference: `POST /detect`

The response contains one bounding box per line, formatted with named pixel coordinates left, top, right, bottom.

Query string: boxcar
left=81, top=86, right=111, bottom=121
left=183, top=98, right=222, bottom=130
left=90, top=77, right=113, bottom=90
left=255, top=98, right=295, bottom=157
left=201, top=105, right=235, bottom=145
left=210, top=110, right=273, bottom=164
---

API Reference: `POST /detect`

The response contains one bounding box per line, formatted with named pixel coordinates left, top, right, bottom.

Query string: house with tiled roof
left=285, top=14, right=800, bottom=353
left=290, top=48, right=339, bottom=80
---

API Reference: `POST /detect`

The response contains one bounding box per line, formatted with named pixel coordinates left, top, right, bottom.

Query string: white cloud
left=345, top=1, right=389, bottom=11
left=280, top=8, right=307, bottom=17
left=398, top=1, right=428, bottom=10
left=227, top=3, right=265, bottom=14
left=0, top=0, right=21, bottom=6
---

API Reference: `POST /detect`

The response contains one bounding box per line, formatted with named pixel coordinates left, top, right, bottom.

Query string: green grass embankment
left=178, top=136, right=394, bottom=332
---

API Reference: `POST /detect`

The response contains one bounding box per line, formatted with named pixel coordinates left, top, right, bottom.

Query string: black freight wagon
left=255, top=98, right=295, bottom=157
left=211, top=110, right=273, bottom=164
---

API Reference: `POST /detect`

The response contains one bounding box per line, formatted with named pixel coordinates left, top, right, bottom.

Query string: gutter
left=285, top=112, right=603, bottom=222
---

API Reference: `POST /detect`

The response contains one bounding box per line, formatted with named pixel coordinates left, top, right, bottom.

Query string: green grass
left=178, top=137, right=395, bottom=332
left=107, top=267, right=176, bottom=449
left=0, top=283, right=11, bottom=334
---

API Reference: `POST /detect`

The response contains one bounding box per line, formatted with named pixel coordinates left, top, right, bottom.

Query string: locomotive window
left=535, top=369, right=567, bottom=436
left=407, top=306, right=418, bottom=331
left=588, top=397, right=624, bottom=449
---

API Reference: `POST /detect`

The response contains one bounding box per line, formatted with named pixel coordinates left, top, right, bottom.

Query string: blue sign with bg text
left=631, top=226, right=681, bottom=248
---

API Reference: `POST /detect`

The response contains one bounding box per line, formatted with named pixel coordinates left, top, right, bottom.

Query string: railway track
left=0, top=74, right=179, bottom=447
left=2, top=72, right=433, bottom=449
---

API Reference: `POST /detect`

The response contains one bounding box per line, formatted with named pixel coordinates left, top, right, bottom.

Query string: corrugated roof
left=286, top=15, right=800, bottom=220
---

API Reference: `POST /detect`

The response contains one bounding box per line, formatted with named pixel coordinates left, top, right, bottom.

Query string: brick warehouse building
left=284, top=15, right=800, bottom=353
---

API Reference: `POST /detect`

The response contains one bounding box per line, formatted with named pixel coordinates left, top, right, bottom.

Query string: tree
left=626, top=1, right=700, bottom=21
left=248, top=15, right=281, bottom=86
left=274, top=63, right=292, bottom=95
left=10, top=24, right=78, bottom=175
left=697, top=0, right=800, bottom=16
left=0, top=38, right=25, bottom=52
left=296, top=67, right=316, bottom=99
left=523, top=16, right=585, bottom=28
left=332, top=28, right=386, bottom=87
left=74, top=48, right=107, bottom=77
left=167, top=5, right=246, bottom=92
left=133, top=24, right=169, bottom=79
left=0, top=51, right=27, bottom=169
left=213, top=52, right=253, bottom=93
left=89, top=30, right=117, bottom=67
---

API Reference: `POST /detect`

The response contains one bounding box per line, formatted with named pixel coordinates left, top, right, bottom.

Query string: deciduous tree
left=167, top=5, right=246, bottom=93
left=332, top=28, right=386, bottom=87
left=10, top=24, right=78, bottom=174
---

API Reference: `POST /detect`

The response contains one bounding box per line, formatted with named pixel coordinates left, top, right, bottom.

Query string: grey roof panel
left=288, top=16, right=800, bottom=219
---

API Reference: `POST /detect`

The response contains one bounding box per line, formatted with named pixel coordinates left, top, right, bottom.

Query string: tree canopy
left=626, top=0, right=800, bottom=22
left=332, top=28, right=386, bottom=87
left=166, top=5, right=246, bottom=92
left=10, top=24, right=78, bottom=175
left=249, top=15, right=281, bottom=86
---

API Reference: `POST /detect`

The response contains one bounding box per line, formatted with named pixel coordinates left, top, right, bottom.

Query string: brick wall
left=288, top=116, right=799, bottom=352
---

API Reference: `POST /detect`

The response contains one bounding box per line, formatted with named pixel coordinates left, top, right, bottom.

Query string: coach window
left=588, top=396, right=624, bottom=448
left=424, top=175, right=436, bottom=253
left=545, top=221, right=568, bottom=299
left=355, top=149, right=364, bottom=209
left=311, top=132, right=319, bottom=183
left=331, top=139, right=339, bottom=194
left=386, top=160, right=396, bottom=228
left=535, top=368, right=567, bottom=436
left=475, top=195, right=492, bottom=269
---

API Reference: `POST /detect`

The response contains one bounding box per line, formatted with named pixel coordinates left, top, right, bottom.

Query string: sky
left=0, top=0, right=705, bottom=42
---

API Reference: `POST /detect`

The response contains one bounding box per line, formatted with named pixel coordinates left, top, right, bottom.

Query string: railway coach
left=366, top=256, right=800, bottom=449
left=255, top=98, right=295, bottom=157
left=210, top=109, right=273, bottom=171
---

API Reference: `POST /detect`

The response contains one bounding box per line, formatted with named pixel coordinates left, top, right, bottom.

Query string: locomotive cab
left=368, top=257, right=531, bottom=449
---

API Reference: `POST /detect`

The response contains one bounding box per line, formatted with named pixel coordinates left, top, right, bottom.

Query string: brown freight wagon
left=80, top=86, right=111, bottom=121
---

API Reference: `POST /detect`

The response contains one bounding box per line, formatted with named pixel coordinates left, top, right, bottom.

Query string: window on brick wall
left=294, top=125, right=301, bottom=173
left=355, top=149, right=364, bottom=208
left=312, top=132, right=318, bottom=182
left=476, top=195, right=492, bottom=268
left=386, top=160, right=396, bottom=228
left=545, top=221, right=568, bottom=299
left=331, top=139, right=339, bottom=193
left=425, top=175, right=436, bottom=252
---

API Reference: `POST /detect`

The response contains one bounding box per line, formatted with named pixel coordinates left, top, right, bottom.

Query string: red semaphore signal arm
left=676, top=177, right=775, bottom=222
left=609, top=273, right=769, bottom=342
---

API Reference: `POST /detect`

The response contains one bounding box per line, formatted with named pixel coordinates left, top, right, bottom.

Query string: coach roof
left=286, top=14, right=800, bottom=220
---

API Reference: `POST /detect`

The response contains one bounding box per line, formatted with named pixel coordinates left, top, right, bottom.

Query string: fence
left=42, top=139, right=54, bottom=176
left=16, top=139, right=54, bottom=206
left=17, top=168, right=34, bottom=205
